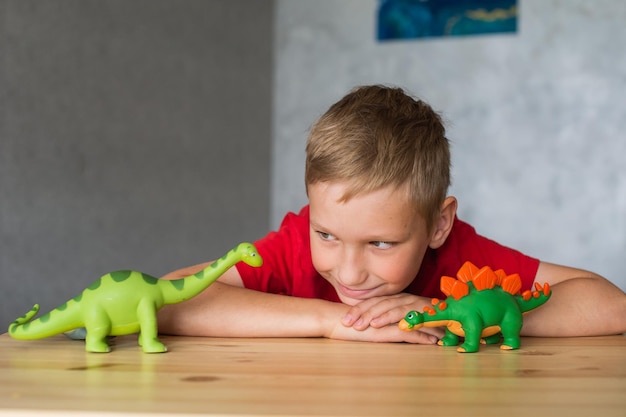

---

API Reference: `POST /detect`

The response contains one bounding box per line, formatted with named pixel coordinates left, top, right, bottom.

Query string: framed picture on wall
left=377, top=0, right=518, bottom=41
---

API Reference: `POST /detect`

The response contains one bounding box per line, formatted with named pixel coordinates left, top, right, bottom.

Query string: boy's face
left=308, top=181, right=432, bottom=306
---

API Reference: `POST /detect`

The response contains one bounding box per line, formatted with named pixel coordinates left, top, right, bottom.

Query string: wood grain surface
left=1, top=333, right=625, bottom=416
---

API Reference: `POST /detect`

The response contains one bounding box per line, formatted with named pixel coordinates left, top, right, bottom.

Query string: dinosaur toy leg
left=136, top=300, right=166, bottom=353
left=84, top=315, right=113, bottom=353
left=500, top=335, right=521, bottom=350
left=500, top=327, right=522, bottom=350
left=458, top=328, right=482, bottom=353
left=457, top=317, right=485, bottom=353
left=438, top=329, right=460, bottom=347
left=499, top=312, right=523, bottom=350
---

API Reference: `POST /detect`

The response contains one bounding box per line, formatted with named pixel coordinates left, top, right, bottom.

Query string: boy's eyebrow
left=308, top=218, right=327, bottom=231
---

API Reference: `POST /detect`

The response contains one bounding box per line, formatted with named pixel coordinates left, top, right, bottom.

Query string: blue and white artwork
left=377, top=0, right=517, bottom=41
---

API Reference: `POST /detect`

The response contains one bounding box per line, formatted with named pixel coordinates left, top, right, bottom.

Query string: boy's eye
left=371, top=241, right=393, bottom=249
left=317, top=231, right=336, bottom=241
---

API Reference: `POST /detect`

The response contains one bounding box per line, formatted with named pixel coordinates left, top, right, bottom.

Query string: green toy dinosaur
left=9, top=242, right=262, bottom=353
left=399, top=261, right=551, bottom=353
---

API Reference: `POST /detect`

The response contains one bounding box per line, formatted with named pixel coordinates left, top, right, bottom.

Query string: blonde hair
left=305, top=85, right=450, bottom=230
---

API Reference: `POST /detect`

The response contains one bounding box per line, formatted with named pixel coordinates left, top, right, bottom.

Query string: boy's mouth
left=336, top=283, right=379, bottom=300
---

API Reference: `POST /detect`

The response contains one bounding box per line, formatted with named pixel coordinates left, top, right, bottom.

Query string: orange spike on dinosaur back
left=471, top=266, right=497, bottom=291
left=501, top=273, right=522, bottom=295
left=440, top=276, right=469, bottom=300
left=493, top=269, right=507, bottom=286
left=456, top=261, right=480, bottom=283
left=441, top=261, right=526, bottom=300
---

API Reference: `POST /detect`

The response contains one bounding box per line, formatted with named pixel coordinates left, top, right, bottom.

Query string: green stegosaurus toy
left=399, top=261, right=551, bottom=353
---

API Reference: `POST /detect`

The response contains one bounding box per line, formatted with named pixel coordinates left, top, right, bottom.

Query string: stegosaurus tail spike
left=535, top=281, right=549, bottom=294
left=456, top=261, right=480, bottom=283
left=501, top=273, right=522, bottom=295
left=471, top=266, right=497, bottom=291
left=440, top=276, right=469, bottom=300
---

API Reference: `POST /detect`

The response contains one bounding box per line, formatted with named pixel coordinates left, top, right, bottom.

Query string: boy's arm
left=157, top=264, right=439, bottom=344
left=520, top=262, right=626, bottom=336
left=342, top=262, right=626, bottom=337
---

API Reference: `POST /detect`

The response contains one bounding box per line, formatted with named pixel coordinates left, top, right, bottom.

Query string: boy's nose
left=337, top=249, right=367, bottom=286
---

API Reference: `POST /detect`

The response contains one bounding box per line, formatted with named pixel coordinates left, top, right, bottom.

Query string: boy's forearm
left=521, top=277, right=626, bottom=337
left=157, top=281, right=440, bottom=344
left=158, top=281, right=347, bottom=338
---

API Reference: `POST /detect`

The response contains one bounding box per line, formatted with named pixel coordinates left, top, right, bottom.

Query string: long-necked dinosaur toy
left=399, top=261, right=551, bottom=353
left=9, top=242, right=262, bottom=353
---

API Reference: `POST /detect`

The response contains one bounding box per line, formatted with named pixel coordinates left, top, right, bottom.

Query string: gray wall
left=272, top=0, right=626, bottom=291
left=1, top=0, right=273, bottom=327
left=4, top=0, right=624, bottom=330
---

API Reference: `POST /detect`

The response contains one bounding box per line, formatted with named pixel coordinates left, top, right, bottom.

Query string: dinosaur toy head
left=238, top=243, right=263, bottom=267
left=399, top=311, right=424, bottom=331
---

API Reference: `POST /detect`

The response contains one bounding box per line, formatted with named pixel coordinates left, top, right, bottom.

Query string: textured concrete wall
left=272, top=0, right=626, bottom=290
left=0, top=0, right=273, bottom=327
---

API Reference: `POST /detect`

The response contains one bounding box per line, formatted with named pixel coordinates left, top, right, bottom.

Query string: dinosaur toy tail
left=8, top=302, right=81, bottom=340
left=9, top=304, right=40, bottom=338
left=516, top=282, right=552, bottom=313
left=10, top=304, right=39, bottom=327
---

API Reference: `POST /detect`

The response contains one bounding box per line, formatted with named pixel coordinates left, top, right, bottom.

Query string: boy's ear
left=428, top=196, right=457, bottom=249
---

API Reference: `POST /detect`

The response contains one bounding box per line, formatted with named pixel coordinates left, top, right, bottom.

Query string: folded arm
left=157, top=263, right=439, bottom=344
left=341, top=262, right=626, bottom=338
left=520, top=262, right=626, bottom=336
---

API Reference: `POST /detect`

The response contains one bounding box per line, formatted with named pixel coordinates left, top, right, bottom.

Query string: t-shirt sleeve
left=235, top=208, right=309, bottom=295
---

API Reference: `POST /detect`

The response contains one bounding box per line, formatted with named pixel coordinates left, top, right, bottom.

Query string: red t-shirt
left=237, top=206, right=539, bottom=301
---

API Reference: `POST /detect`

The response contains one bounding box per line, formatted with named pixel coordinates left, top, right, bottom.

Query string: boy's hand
left=327, top=317, right=441, bottom=344
left=341, top=293, right=445, bottom=339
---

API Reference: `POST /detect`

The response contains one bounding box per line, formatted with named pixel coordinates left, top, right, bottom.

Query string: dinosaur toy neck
left=158, top=245, right=245, bottom=304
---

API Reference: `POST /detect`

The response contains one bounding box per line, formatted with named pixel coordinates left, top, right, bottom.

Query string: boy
left=158, top=85, right=626, bottom=343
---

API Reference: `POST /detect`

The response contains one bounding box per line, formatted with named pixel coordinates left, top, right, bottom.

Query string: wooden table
left=1, top=333, right=625, bottom=416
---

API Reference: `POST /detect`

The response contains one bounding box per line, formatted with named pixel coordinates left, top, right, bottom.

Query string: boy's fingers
left=341, top=299, right=378, bottom=326
left=369, top=306, right=413, bottom=328
left=343, top=294, right=435, bottom=331
left=344, top=297, right=419, bottom=329
left=341, top=310, right=359, bottom=326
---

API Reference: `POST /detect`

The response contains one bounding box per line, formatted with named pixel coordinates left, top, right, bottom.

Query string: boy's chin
left=335, top=291, right=364, bottom=306
left=338, top=295, right=360, bottom=306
